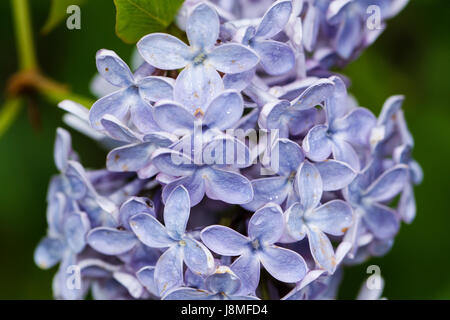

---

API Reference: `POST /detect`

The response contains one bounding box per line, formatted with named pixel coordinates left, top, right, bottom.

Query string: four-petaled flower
left=151, top=136, right=253, bottom=207
left=137, top=3, right=259, bottom=112
left=201, top=203, right=307, bottom=294
left=283, top=161, right=353, bottom=273
left=244, top=138, right=356, bottom=211
left=344, top=161, right=409, bottom=251
left=129, top=186, right=214, bottom=296
left=89, top=49, right=174, bottom=133
left=303, top=76, right=376, bottom=171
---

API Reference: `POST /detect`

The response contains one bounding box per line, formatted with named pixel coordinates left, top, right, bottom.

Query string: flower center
left=194, top=107, right=204, bottom=118
left=251, top=239, right=260, bottom=250
left=193, top=52, right=207, bottom=65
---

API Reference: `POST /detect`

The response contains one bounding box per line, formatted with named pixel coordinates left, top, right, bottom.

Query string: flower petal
left=54, top=128, right=73, bottom=172
left=303, top=125, right=332, bottom=161
left=209, top=44, right=259, bottom=74
left=223, top=69, right=256, bottom=91
left=203, top=168, right=253, bottom=204
left=183, top=237, right=214, bottom=275
left=255, top=0, right=292, bottom=39
left=129, top=213, right=174, bottom=248
left=153, top=101, right=196, bottom=133
left=152, top=148, right=197, bottom=177
left=96, top=49, right=133, bottom=87
left=399, top=183, right=416, bottom=224
left=296, top=161, right=323, bottom=210
left=248, top=203, right=284, bottom=244
left=315, top=160, right=356, bottom=191
left=34, top=237, right=66, bottom=269
left=291, top=78, right=335, bottom=111
left=155, top=246, right=184, bottom=296
left=201, top=225, right=249, bottom=256
left=243, top=176, right=291, bottom=211
left=174, top=65, right=224, bottom=112
left=285, top=202, right=307, bottom=241
left=130, top=99, right=161, bottom=134
left=64, top=161, right=90, bottom=199
left=137, top=33, right=190, bottom=70
left=335, top=12, right=363, bottom=59
left=302, top=5, right=320, bottom=51
left=362, top=203, right=400, bottom=240
left=259, top=100, right=291, bottom=137
left=136, top=266, right=158, bottom=297
left=272, top=138, right=305, bottom=176
left=63, top=211, right=90, bottom=253
left=137, top=76, right=174, bottom=102
left=378, top=95, right=404, bottom=127
left=162, top=173, right=206, bottom=207
left=307, top=200, right=353, bottom=236
left=164, top=186, right=190, bottom=239
left=260, top=246, right=307, bottom=283
left=119, top=197, right=155, bottom=230
left=203, top=90, right=244, bottom=130
left=205, top=267, right=241, bottom=295
left=364, top=165, right=409, bottom=202
left=106, top=142, right=154, bottom=174
left=252, top=40, right=295, bottom=76
left=100, top=114, right=140, bottom=143
left=87, top=227, right=137, bottom=255
left=89, top=88, right=135, bottom=130
left=332, top=108, right=376, bottom=147
left=306, top=225, right=336, bottom=273
left=187, top=3, right=220, bottom=50
left=231, top=253, right=260, bottom=295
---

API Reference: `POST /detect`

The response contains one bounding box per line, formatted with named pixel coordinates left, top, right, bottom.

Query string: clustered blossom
left=35, top=0, right=419, bottom=300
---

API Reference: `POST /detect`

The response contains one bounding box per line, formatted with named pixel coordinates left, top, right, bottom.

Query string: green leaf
left=41, top=0, right=86, bottom=34
left=114, top=0, right=184, bottom=44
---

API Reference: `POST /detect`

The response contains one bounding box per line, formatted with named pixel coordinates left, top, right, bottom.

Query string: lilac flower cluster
left=35, top=0, right=419, bottom=300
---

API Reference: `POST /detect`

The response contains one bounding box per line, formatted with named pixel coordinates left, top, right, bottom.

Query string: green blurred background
left=0, top=0, right=449, bottom=299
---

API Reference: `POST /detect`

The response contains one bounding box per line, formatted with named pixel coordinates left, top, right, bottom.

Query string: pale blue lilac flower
left=151, top=137, right=253, bottom=207
left=394, top=144, right=422, bottom=223
left=138, top=3, right=259, bottom=111
left=371, top=95, right=423, bottom=223
left=259, top=78, right=336, bottom=137
left=129, top=186, right=214, bottom=296
left=153, top=88, right=244, bottom=135
left=87, top=197, right=156, bottom=256
left=236, top=0, right=296, bottom=76
left=282, top=161, right=353, bottom=272
left=34, top=191, right=90, bottom=270
left=164, top=266, right=259, bottom=300
left=89, top=49, right=174, bottom=133
left=100, top=115, right=178, bottom=179
left=302, top=0, right=331, bottom=52
left=244, top=138, right=356, bottom=211
left=302, top=76, right=376, bottom=171
left=201, top=203, right=307, bottom=294
left=328, top=0, right=409, bottom=59
left=343, top=161, right=408, bottom=251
